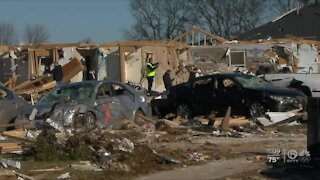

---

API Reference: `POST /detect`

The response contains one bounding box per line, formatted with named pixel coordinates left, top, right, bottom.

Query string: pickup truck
left=264, top=73, right=320, bottom=97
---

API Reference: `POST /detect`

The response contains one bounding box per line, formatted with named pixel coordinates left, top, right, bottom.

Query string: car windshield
left=234, top=75, right=270, bottom=88
left=41, top=83, right=95, bottom=102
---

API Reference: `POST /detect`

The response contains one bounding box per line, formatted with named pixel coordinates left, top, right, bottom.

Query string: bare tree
left=193, top=0, right=264, bottom=39
left=24, top=24, right=49, bottom=44
left=124, top=0, right=196, bottom=40
left=0, top=23, right=16, bottom=45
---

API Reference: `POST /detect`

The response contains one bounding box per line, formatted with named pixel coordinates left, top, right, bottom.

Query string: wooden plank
left=14, top=75, right=49, bottom=91
left=53, top=48, right=56, bottom=63
left=122, top=46, right=136, bottom=53
left=34, top=49, right=51, bottom=57
left=0, top=45, right=10, bottom=52
left=29, top=167, right=65, bottom=172
left=42, top=80, right=56, bottom=90
left=221, top=106, right=231, bottom=131
left=0, top=120, right=31, bottom=129
left=28, top=50, right=32, bottom=80
left=213, top=119, right=251, bottom=127
left=13, top=171, right=35, bottom=180
left=2, top=129, right=26, bottom=139
left=0, top=142, right=22, bottom=153
left=200, top=118, right=248, bottom=125
left=192, top=30, right=194, bottom=46
left=61, top=58, right=83, bottom=83
left=0, top=169, right=16, bottom=180
left=16, top=80, right=56, bottom=95
left=13, top=40, right=190, bottom=50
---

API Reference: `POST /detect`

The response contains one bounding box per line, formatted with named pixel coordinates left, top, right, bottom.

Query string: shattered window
left=193, top=78, right=212, bottom=88
left=110, top=84, right=128, bottom=96
left=41, top=83, right=95, bottom=102
left=234, top=76, right=269, bottom=88
left=97, top=84, right=111, bottom=98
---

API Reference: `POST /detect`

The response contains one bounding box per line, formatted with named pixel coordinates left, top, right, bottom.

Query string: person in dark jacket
left=162, top=69, right=174, bottom=92
left=51, top=61, right=63, bottom=85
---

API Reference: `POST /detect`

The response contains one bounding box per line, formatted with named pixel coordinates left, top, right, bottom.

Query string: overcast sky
left=0, top=0, right=133, bottom=43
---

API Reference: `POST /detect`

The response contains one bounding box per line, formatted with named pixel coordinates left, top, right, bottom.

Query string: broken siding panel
left=106, top=47, right=121, bottom=81
left=125, top=47, right=142, bottom=83
left=292, top=43, right=318, bottom=73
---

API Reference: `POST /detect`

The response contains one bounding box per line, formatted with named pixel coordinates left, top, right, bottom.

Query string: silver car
left=0, top=85, right=30, bottom=127
left=31, top=81, right=151, bottom=129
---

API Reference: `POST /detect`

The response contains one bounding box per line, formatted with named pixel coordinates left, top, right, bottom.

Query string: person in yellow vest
left=145, top=58, right=159, bottom=95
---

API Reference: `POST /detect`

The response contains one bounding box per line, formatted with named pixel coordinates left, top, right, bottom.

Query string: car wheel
left=83, top=112, right=97, bottom=131
left=248, top=102, right=265, bottom=119
left=176, top=104, right=192, bottom=119
left=134, top=109, right=145, bottom=126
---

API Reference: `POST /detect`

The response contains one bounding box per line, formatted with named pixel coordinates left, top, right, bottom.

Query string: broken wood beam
left=61, top=57, right=83, bottom=83
left=2, top=129, right=26, bottom=139
left=137, top=114, right=156, bottom=123
left=214, top=119, right=250, bottom=127
left=0, top=142, right=23, bottom=153
left=13, top=171, right=35, bottom=180
left=0, top=120, right=31, bottom=129
left=29, top=167, right=66, bottom=172
left=221, top=106, right=231, bottom=131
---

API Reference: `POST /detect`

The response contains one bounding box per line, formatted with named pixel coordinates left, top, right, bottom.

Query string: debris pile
left=0, top=102, right=307, bottom=180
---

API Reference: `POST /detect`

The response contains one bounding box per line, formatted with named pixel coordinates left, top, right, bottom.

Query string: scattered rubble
left=0, top=159, right=21, bottom=169
left=70, top=162, right=103, bottom=172
left=108, top=138, right=135, bottom=153
left=57, top=172, right=71, bottom=179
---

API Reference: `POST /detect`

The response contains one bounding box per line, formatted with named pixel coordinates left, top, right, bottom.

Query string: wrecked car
left=0, top=85, right=30, bottom=128
left=29, top=81, right=150, bottom=129
left=154, top=73, right=307, bottom=119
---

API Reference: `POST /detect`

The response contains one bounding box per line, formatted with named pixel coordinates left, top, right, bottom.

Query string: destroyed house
left=190, top=42, right=320, bottom=74
left=0, top=41, right=190, bottom=101
left=170, top=26, right=319, bottom=74
left=237, top=4, right=320, bottom=40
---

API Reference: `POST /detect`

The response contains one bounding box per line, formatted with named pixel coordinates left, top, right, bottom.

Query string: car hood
left=248, top=86, right=305, bottom=97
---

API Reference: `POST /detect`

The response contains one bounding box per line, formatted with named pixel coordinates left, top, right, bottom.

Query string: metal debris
left=0, top=159, right=21, bottom=169
left=109, top=138, right=135, bottom=153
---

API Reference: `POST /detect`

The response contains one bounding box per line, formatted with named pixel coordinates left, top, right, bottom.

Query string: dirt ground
left=0, top=123, right=310, bottom=180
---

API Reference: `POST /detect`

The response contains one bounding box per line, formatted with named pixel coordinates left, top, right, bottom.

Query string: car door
left=94, top=83, right=121, bottom=128
left=191, top=77, right=218, bottom=114
left=216, top=77, right=244, bottom=114
left=0, top=87, right=17, bottom=124
left=109, top=83, right=136, bottom=120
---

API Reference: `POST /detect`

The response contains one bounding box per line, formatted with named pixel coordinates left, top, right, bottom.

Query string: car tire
left=83, top=112, right=97, bottom=131
left=134, top=109, right=145, bottom=126
left=176, top=103, right=192, bottom=119
left=248, top=102, right=265, bottom=120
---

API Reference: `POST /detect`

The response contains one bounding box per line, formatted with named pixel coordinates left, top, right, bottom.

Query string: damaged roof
left=237, top=4, right=320, bottom=40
